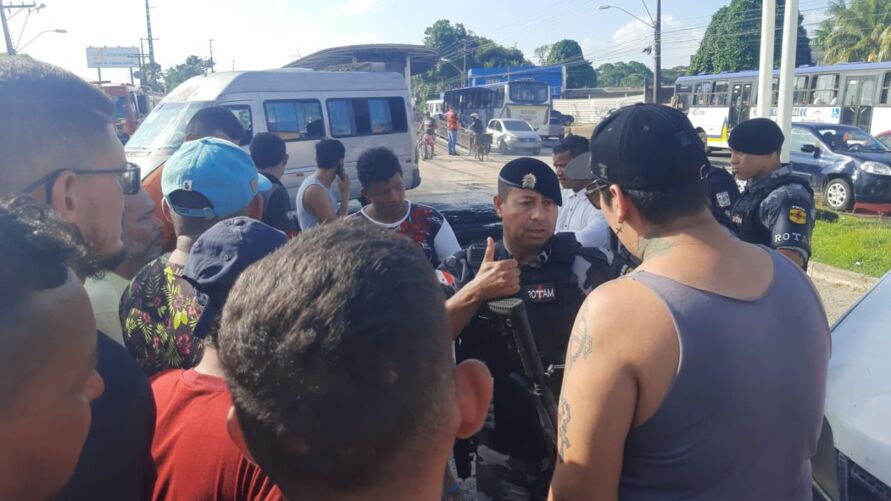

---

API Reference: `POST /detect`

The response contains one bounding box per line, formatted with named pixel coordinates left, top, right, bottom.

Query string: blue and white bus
left=675, top=61, right=891, bottom=150
left=442, top=80, right=552, bottom=133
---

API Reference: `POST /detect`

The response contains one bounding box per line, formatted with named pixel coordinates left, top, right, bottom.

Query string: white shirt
left=557, top=188, right=611, bottom=250
left=84, top=271, right=131, bottom=345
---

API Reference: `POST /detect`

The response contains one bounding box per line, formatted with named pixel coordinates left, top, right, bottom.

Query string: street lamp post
left=440, top=57, right=465, bottom=87
left=599, top=1, right=662, bottom=103
left=16, top=28, right=65, bottom=52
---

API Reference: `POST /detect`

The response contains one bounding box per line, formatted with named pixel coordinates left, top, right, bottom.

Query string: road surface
left=410, top=143, right=863, bottom=324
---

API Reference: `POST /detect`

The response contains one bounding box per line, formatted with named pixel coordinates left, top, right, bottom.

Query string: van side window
left=327, top=97, right=408, bottom=138
left=264, top=100, right=324, bottom=141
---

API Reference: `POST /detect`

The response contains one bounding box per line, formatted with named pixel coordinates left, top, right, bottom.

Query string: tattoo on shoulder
left=567, top=314, right=592, bottom=369
left=558, top=395, right=572, bottom=463
left=638, top=228, right=673, bottom=261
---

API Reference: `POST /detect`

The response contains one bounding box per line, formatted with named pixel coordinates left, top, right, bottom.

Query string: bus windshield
left=126, top=101, right=212, bottom=151
left=509, top=82, right=549, bottom=104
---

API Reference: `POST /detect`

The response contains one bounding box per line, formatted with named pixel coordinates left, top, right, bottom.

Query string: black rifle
left=487, top=297, right=559, bottom=451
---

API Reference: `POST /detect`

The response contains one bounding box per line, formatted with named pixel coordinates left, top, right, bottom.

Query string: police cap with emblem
left=588, top=103, right=708, bottom=189
left=498, top=157, right=562, bottom=206
left=728, top=117, right=784, bottom=155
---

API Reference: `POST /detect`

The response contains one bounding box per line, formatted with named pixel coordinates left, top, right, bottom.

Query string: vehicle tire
left=499, top=139, right=508, bottom=154
left=532, top=148, right=541, bottom=156
left=824, top=178, right=854, bottom=211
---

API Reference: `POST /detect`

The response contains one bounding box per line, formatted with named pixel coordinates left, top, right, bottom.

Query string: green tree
left=135, top=62, right=164, bottom=92
left=545, top=39, right=596, bottom=88
left=415, top=20, right=531, bottom=101
left=596, top=61, right=653, bottom=87
left=164, top=55, right=212, bottom=91
left=534, top=44, right=552, bottom=65
left=816, top=0, right=891, bottom=64
left=660, top=65, right=689, bottom=85
left=690, top=0, right=812, bottom=74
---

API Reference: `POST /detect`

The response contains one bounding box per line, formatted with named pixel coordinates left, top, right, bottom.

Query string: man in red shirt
left=446, top=105, right=459, bottom=155
left=149, top=217, right=287, bottom=501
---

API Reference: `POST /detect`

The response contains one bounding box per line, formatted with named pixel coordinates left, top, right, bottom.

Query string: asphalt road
left=410, top=142, right=862, bottom=324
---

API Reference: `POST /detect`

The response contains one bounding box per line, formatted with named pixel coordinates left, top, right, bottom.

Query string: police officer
left=729, top=118, right=816, bottom=268
left=436, top=158, right=616, bottom=501
left=696, top=127, right=740, bottom=231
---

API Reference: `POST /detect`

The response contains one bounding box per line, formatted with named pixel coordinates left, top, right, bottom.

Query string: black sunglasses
left=584, top=179, right=610, bottom=210
left=22, top=162, right=142, bottom=200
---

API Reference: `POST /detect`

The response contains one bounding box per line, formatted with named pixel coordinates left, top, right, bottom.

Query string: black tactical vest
left=730, top=174, right=813, bottom=245
left=454, top=233, right=595, bottom=456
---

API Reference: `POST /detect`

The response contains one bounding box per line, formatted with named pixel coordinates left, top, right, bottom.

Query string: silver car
left=813, top=271, right=891, bottom=499
left=487, top=118, right=542, bottom=155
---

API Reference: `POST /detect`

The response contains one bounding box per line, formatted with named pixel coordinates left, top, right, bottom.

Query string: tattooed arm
left=549, top=280, right=642, bottom=501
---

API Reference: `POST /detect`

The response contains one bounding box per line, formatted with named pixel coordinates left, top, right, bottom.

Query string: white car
left=487, top=118, right=542, bottom=155
left=812, top=271, right=891, bottom=500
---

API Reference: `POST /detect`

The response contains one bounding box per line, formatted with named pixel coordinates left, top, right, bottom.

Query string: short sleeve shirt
left=352, top=202, right=461, bottom=266
left=120, top=255, right=204, bottom=377
left=446, top=111, right=459, bottom=130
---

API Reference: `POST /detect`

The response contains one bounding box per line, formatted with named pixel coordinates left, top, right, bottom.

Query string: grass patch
left=812, top=213, right=891, bottom=277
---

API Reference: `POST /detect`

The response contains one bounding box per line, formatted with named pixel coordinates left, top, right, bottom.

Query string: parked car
left=789, top=123, right=891, bottom=211
left=486, top=118, right=542, bottom=155
left=542, top=115, right=565, bottom=141
left=876, top=130, right=891, bottom=150
left=812, top=271, right=891, bottom=500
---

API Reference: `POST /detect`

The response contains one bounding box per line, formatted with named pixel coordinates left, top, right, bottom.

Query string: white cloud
left=595, top=15, right=704, bottom=69
left=339, top=0, right=381, bottom=16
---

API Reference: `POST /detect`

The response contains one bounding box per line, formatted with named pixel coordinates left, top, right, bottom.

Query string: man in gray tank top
left=549, top=104, right=830, bottom=501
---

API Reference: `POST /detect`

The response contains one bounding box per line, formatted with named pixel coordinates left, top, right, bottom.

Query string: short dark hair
left=0, top=196, right=98, bottom=413
left=219, top=221, right=454, bottom=498
left=315, top=139, right=345, bottom=169
left=356, top=147, right=403, bottom=188
left=552, top=134, right=589, bottom=158
left=602, top=179, right=708, bottom=225
left=249, top=133, right=287, bottom=170
left=0, top=57, right=115, bottom=195
left=166, top=190, right=234, bottom=237
left=185, top=106, right=244, bottom=143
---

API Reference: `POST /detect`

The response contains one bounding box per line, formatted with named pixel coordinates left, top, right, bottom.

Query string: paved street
left=410, top=144, right=864, bottom=324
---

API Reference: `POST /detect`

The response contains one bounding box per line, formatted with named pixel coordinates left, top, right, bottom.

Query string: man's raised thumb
left=483, top=237, right=496, bottom=262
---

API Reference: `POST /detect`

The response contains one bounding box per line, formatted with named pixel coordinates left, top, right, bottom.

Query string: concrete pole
left=756, top=0, right=776, bottom=119
left=776, top=0, right=799, bottom=163
left=405, top=56, right=412, bottom=98
left=0, top=1, right=15, bottom=55
left=653, top=0, right=661, bottom=103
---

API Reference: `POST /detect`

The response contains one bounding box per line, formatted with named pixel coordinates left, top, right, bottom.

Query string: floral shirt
left=120, top=255, right=203, bottom=377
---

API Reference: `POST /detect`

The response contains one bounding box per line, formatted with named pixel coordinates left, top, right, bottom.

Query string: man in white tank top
left=296, top=139, right=350, bottom=231
left=549, top=104, right=830, bottom=501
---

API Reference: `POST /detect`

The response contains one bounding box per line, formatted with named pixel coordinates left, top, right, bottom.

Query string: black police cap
left=728, top=118, right=784, bottom=155
left=588, top=103, right=708, bottom=190
left=498, top=157, right=562, bottom=206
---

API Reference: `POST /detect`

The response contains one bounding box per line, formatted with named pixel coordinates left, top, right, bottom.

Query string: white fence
left=554, top=94, right=645, bottom=125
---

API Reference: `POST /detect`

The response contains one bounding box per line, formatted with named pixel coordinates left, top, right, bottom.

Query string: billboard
left=86, top=47, right=140, bottom=69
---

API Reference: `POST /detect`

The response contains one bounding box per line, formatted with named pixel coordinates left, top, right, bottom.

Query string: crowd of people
left=0, top=56, right=831, bottom=501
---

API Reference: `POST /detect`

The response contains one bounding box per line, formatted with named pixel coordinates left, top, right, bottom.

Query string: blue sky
left=10, top=0, right=830, bottom=83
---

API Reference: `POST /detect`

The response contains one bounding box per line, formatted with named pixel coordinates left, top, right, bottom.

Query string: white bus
left=126, top=69, right=419, bottom=205
left=675, top=61, right=891, bottom=150
left=425, top=99, right=444, bottom=116
left=441, top=80, right=552, bottom=133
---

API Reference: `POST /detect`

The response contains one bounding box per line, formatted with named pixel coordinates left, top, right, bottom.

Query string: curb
left=808, top=261, right=879, bottom=292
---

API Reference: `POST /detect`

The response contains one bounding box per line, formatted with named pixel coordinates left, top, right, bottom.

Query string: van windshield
left=126, top=101, right=212, bottom=151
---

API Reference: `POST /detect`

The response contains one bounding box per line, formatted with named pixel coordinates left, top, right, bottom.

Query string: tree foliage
left=545, top=40, right=596, bottom=88
left=690, top=0, right=812, bottom=74
left=596, top=61, right=651, bottom=87
left=415, top=19, right=530, bottom=101
left=164, top=55, right=213, bottom=92
left=815, top=0, right=891, bottom=64
left=534, top=44, right=552, bottom=65
left=135, top=62, right=164, bottom=92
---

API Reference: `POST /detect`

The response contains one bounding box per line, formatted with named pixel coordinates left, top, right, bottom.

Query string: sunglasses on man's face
left=584, top=180, right=610, bottom=210
left=22, top=162, right=142, bottom=199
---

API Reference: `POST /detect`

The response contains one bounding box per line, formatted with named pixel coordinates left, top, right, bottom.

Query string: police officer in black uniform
left=436, top=158, right=616, bottom=501
left=728, top=118, right=816, bottom=268
left=696, top=127, right=740, bottom=232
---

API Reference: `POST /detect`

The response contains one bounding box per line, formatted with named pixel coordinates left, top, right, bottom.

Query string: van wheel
left=824, top=178, right=853, bottom=211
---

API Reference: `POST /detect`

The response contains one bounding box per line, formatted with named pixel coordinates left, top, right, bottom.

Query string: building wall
left=553, top=94, right=645, bottom=124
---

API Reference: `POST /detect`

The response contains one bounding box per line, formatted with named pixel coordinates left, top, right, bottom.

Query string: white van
left=126, top=69, right=420, bottom=204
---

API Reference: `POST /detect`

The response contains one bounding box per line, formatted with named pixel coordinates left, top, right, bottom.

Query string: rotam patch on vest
left=523, top=283, right=557, bottom=303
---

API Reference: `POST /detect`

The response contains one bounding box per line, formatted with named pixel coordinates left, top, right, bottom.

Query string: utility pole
left=461, top=39, right=469, bottom=87
left=144, top=0, right=157, bottom=86
left=756, top=0, right=777, bottom=119
left=653, top=0, right=661, bottom=103
left=1, top=1, right=39, bottom=55
left=208, top=39, right=215, bottom=72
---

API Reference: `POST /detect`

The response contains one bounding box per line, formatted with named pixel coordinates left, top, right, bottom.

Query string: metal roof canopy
left=284, top=44, right=438, bottom=75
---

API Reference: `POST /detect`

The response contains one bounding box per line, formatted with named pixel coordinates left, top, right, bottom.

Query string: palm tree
left=817, top=0, right=891, bottom=64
